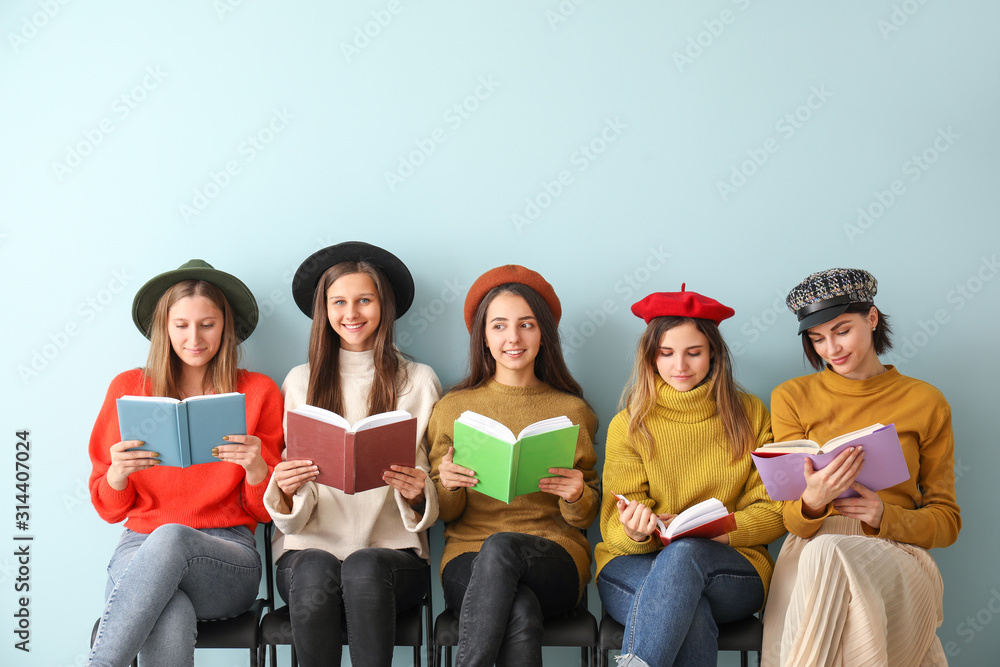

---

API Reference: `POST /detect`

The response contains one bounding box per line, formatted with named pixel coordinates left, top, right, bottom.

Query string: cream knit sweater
left=263, top=350, right=442, bottom=562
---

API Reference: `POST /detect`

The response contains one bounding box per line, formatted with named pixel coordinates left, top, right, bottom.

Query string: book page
left=292, top=404, right=350, bottom=429
left=665, top=498, right=727, bottom=538
left=118, top=395, right=180, bottom=404
left=516, top=415, right=573, bottom=440
left=456, top=411, right=516, bottom=443
left=352, top=410, right=412, bottom=432
left=821, top=422, right=885, bottom=451
left=755, top=439, right=822, bottom=454
left=183, top=392, right=243, bottom=402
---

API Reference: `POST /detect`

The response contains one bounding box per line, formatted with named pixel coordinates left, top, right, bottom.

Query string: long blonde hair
left=306, top=261, right=405, bottom=415
left=144, top=280, right=240, bottom=398
left=621, top=317, right=753, bottom=461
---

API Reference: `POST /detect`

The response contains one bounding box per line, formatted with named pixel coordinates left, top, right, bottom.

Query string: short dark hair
left=801, top=302, right=893, bottom=371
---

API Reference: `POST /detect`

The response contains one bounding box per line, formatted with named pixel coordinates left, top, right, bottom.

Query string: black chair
left=597, top=610, right=763, bottom=667
left=433, top=589, right=598, bottom=667
left=90, top=522, right=275, bottom=667
left=258, top=569, right=434, bottom=667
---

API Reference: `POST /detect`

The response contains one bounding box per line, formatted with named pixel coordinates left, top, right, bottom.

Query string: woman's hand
left=832, top=482, right=884, bottom=530
left=438, top=447, right=478, bottom=491
left=801, top=446, right=865, bottom=518
left=272, top=459, right=319, bottom=507
left=538, top=467, right=584, bottom=503
left=384, top=465, right=427, bottom=508
left=214, top=435, right=268, bottom=486
left=106, top=440, right=160, bottom=490
left=616, top=497, right=662, bottom=542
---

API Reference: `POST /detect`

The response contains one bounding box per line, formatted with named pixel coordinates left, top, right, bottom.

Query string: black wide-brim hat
left=132, top=259, right=259, bottom=341
left=291, top=241, right=414, bottom=319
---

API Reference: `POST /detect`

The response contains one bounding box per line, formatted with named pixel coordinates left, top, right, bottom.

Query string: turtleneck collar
left=818, top=363, right=901, bottom=397
left=338, top=347, right=376, bottom=373
left=485, top=377, right=553, bottom=396
left=654, top=377, right=717, bottom=423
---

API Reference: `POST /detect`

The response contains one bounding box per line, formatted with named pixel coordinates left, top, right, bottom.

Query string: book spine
left=177, top=402, right=191, bottom=469
left=343, top=432, right=356, bottom=495
left=508, top=440, right=520, bottom=504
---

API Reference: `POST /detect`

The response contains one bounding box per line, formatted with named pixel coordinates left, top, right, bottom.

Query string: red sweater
left=88, top=368, right=284, bottom=533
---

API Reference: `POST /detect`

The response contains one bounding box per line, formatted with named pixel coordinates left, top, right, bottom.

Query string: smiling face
left=326, top=272, right=382, bottom=352
left=484, top=291, right=542, bottom=386
left=166, top=295, right=224, bottom=369
left=655, top=320, right=712, bottom=392
left=805, top=307, right=882, bottom=380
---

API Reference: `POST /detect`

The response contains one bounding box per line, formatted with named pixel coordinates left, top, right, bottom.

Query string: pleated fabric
left=762, top=516, right=948, bottom=666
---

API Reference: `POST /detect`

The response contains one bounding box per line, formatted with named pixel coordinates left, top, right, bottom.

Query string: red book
left=615, top=494, right=736, bottom=546
left=285, top=406, right=416, bottom=494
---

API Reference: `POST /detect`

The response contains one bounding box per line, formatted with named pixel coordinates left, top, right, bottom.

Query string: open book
left=285, top=406, right=416, bottom=494
left=117, top=393, right=246, bottom=468
left=751, top=423, right=909, bottom=500
left=614, top=494, right=736, bottom=546
left=453, top=411, right=579, bottom=504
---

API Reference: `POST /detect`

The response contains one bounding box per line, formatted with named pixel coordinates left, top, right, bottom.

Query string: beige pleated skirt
left=762, top=516, right=947, bottom=667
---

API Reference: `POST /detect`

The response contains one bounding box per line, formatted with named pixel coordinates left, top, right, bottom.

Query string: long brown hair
left=621, top=316, right=754, bottom=461
left=453, top=283, right=586, bottom=401
left=144, top=280, right=240, bottom=398
left=306, top=261, right=405, bottom=415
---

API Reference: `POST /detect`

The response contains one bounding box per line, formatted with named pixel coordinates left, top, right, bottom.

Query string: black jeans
left=276, top=547, right=428, bottom=667
left=441, top=532, right=580, bottom=667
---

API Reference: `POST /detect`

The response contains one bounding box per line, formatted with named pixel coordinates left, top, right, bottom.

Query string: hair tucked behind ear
left=306, top=262, right=406, bottom=415
left=621, top=317, right=754, bottom=461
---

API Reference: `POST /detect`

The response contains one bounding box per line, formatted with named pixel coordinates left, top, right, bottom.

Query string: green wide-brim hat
left=131, top=259, right=259, bottom=341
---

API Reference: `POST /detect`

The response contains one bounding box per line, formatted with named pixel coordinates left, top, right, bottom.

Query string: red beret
left=464, top=265, right=561, bottom=332
left=631, top=284, right=734, bottom=325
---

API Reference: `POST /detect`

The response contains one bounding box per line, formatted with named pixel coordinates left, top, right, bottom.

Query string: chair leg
left=414, top=643, right=421, bottom=667
left=741, top=650, right=748, bottom=667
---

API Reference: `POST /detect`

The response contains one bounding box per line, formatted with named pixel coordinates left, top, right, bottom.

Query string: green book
left=452, top=411, right=580, bottom=504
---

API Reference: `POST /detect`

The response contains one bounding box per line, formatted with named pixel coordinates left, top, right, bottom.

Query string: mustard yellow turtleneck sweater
left=771, top=365, right=960, bottom=548
left=595, top=379, right=785, bottom=600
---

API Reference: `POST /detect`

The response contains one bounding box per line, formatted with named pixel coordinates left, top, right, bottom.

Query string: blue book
left=116, top=393, right=247, bottom=467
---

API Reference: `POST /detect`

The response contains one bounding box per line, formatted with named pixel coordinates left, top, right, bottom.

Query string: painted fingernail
left=151, top=459, right=161, bottom=464
left=223, top=436, right=230, bottom=441
left=212, top=448, right=220, bottom=456
left=150, top=452, right=160, bottom=457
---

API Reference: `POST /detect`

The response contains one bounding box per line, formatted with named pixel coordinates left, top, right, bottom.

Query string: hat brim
left=796, top=303, right=851, bottom=334
left=132, top=265, right=259, bottom=341
left=291, top=242, right=414, bottom=319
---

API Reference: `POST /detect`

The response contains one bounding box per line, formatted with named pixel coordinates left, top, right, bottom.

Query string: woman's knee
left=280, top=549, right=343, bottom=598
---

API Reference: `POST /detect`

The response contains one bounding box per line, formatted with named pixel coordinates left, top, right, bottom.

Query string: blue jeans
left=441, top=532, right=580, bottom=667
left=87, top=524, right=262, bottom=667
left=597, top=539, right=764, bottom=667
left=276, top=547, right=429, bottom=667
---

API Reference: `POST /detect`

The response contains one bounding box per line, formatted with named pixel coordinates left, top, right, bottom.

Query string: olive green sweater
left=428, top=379, right=600, bottom=598
left=595, top=379, right=785, bottom=601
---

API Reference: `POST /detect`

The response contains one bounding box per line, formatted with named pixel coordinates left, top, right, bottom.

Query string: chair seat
left=194, top=598, right=265, bottom=649
left=598, top=612, right=762, bottom=667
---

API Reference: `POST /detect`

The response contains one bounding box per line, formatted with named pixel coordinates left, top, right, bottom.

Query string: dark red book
left=614, top=494, right=737, bottom=546
left=285, top=406, right=416, bottom=494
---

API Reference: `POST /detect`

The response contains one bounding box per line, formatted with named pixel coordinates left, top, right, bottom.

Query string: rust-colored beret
left=631, top=284, right=734, bottom=325
left=463, top=265, right=561, bottom=332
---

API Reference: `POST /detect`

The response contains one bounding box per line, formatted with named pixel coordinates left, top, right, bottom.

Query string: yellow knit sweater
left=595, top=379, right=786, bottom=600
left=428, top=379, right=600, bottom=598
left=772, top=365, right=961, bottom=547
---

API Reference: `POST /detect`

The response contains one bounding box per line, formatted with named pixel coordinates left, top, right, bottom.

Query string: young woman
left=762, top=268, right=961, bottom=666
left=262, top=242, right=441, bottom=667
left=595, top=286, right=785, bottom=667
left=428, top=264, right=599, bottom=667
left=87, top=259, right=284, bottom=667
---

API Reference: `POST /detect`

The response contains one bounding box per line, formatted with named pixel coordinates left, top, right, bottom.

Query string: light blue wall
left=2, top=1, right=998, bottom=665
